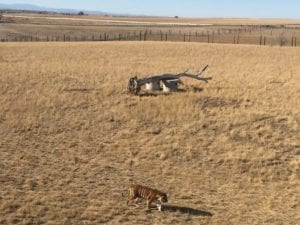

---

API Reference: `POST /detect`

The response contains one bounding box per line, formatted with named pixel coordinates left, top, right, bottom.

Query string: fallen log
left=128, top=65, right=212, bottom=94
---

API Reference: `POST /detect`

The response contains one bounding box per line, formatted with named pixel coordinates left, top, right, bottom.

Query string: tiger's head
left=159, top=193, right=168, bottom=203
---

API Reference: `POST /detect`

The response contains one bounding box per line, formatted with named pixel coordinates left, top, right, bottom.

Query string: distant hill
left=0, top=3, right=110, bottom=15
left=0, top=3, right=48, bottom=11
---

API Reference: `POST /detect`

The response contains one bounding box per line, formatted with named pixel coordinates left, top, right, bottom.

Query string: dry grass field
left=1, top=13, right=300, bottom=46
left=0, top=41, right=299, bottom=225
left=4, top=13, right=300, bottom=25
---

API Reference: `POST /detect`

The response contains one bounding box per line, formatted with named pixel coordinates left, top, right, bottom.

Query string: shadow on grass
left=189, top=87, right=204, bottom=93
left=163, top=204, right=213, bottom=217
left=138, top=92, right=160, bottom=97
left=63, top=88, right=95, bottom=92
left=136, top=86, right=204, bottom=97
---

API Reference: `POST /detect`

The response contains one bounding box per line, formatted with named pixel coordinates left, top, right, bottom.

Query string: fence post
left=207, top=34, right=209, bottom=43
left=264, top=36, right=266, bottom=45
left=165, top=33, right=167, bottom=41
left=160, top=32, right=163, bottom=41
left=184, top=33, right=186, bottom=42
left=295, top=37, right=297, bottom=46
left=259, top=35, right=262, bottom=45
left=139, top=31, right=142, bottom=41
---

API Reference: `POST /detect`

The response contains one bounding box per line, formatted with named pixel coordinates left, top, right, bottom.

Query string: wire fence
left=0, top=30, right=298, bottom=47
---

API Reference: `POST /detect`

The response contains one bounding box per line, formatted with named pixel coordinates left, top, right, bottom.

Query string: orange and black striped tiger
left=126, top=184, right=168, bottom=211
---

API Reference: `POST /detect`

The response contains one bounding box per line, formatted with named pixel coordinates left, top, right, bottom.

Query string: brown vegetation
left=0, top=13, right=300, bottom=47
left=0, top=41, right=299, bottom=224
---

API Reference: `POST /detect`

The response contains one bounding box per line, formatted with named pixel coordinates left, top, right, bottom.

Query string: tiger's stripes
left=126, top=184, right=168, bottom=211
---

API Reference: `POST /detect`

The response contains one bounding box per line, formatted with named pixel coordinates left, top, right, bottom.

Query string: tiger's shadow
left=162, top=204, right=213, bottom=216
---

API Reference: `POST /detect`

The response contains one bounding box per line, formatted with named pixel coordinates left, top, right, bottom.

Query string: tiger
left=126, top=184, right=168, bottom=211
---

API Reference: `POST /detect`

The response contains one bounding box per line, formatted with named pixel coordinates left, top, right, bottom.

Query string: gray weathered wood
left=128, top=65, right=212, bottom=95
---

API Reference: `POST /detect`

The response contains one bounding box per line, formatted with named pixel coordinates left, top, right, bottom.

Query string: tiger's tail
left=121, top=189, right=129, bottom=198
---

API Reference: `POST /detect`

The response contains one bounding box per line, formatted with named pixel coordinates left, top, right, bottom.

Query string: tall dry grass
left=0, top=41, right=299, bottom=224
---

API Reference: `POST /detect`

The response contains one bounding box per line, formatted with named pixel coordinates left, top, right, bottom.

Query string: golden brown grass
left=7, top=13, right=300, bottom=25
left=1, top=13, right=300, bottom=46
left=0, top=41, right=299, bottom=225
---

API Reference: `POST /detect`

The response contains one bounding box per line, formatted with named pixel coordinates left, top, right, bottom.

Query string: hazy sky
left=0, top=0, right=299, bottom=18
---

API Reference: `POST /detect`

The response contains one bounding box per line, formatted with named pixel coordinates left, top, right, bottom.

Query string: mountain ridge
left=0, top=3, right=112, bottom=15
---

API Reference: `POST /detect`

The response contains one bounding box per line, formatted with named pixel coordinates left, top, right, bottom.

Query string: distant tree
left=174, top=16, right=179, bottom=19
left=78, top=11, right=84, bottom=16
left=0, top=11, right=3, bottom=22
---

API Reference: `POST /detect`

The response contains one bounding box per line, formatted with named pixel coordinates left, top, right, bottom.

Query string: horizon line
left=0, top=2, right=300, bottom=20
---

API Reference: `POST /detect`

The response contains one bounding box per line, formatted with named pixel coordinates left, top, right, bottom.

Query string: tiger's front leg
left=146, top=199, right=152, bottom=210
left=156, top=203, right=162, bottom=212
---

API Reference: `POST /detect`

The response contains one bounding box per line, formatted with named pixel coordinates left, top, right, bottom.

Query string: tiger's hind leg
left=127, top=195, right=135, bottom=206
left=127, top=196, right=141, bottom=207
left=134, top=197, right=141, bottom=207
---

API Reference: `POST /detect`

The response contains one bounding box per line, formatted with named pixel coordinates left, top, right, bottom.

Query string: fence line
left=0, top=31, right=298, bottom=47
